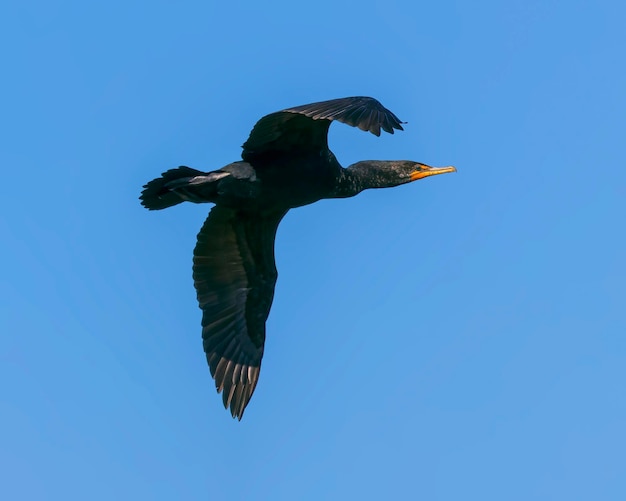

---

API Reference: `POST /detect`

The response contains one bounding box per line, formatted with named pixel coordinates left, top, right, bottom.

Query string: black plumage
left=140, top=97, right=456, bottom=419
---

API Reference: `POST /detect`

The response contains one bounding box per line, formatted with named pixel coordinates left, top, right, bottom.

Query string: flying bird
left=140, top=97, right=456, bottom=419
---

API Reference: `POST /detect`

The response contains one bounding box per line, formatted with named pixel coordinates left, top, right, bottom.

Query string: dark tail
left=140, top=166, right=205, bottom=210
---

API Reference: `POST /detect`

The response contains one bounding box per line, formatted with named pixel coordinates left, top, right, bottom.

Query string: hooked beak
left=410, top=164, right=457, bottom=182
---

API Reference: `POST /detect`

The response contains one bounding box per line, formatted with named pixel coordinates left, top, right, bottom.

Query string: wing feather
left=193, top=206, right=286, bottom=419
left=242, top=96, right=405, bottom=162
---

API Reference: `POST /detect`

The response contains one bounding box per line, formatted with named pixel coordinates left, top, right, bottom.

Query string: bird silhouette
left=140, top=97, right=456, bottom=419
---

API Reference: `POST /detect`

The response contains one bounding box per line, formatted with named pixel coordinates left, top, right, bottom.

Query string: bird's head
left=399, top=161, right=457, bottom=184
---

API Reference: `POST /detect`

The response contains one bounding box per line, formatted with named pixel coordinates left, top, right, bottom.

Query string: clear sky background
left=2, top=1, right=625, bottom=499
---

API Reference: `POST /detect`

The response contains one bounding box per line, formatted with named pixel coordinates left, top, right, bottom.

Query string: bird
left=140, top=96, right=456, bottom=419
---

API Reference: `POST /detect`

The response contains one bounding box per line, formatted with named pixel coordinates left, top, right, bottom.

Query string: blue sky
left=2, top=0, right=625, bottom=499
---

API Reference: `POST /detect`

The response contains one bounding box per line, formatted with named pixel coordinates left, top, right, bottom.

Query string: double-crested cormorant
left=140, top=97, right=456, bottom=419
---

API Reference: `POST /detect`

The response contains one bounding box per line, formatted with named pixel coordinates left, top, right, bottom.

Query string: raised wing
left=193, top=206, right=286, bottom=419
left=242, top=96, right=405, bottom=162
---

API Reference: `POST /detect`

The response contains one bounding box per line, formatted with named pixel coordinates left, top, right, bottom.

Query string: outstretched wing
left=242, top=96, right=405, bottom=162
left=193, top=206, right=286, bottom=419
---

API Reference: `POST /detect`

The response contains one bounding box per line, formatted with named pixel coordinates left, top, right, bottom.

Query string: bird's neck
left=332, top=161, right=405, bottom=198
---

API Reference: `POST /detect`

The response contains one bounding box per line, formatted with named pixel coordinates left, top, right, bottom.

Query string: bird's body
left=140, top=97, right=456, bottom=419
left=188, top=155, right=340, bottom=211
